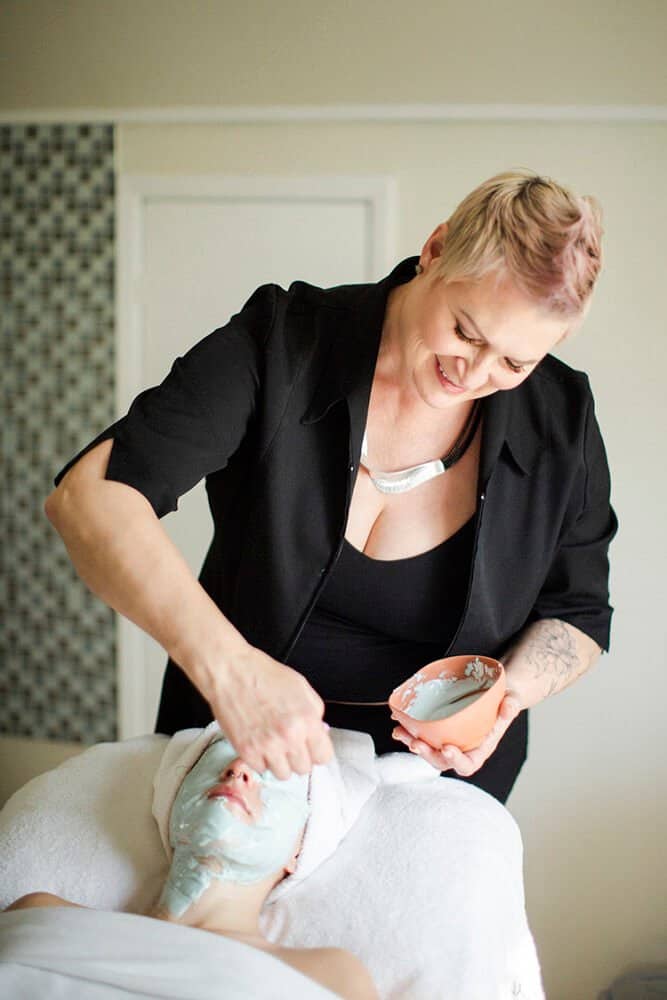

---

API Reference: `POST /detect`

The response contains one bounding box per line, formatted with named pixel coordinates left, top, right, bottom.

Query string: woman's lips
left=207, top=785, right=250, bottom=814
left=435, top=356, right=466, bottom=394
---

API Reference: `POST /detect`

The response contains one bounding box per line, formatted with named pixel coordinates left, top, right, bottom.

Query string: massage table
left=0, top=728, right=545, bottom=998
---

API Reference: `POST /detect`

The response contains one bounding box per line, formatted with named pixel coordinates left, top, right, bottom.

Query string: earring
left=415, top=263, right=423, bottom=275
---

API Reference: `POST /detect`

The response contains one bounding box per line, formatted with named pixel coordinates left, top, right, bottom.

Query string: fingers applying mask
left=306, top=722, right=334, bottom=768
left=276, top=719, right=333, bottom=777
left=207, top=647, right=332, bottom=778
left=266, top=709, right=333, bottom=778
left=240, top=725, right=332, bottom=780
left=285, top=733, right=322, bottom=777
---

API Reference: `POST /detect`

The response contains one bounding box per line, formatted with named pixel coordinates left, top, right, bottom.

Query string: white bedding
left=0, top=908, right=336, bottom=999
left=0, top=730, right=545, bottom=999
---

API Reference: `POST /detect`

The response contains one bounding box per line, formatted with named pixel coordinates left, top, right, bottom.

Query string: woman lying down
left=4, top=726, right=378, bottom=1000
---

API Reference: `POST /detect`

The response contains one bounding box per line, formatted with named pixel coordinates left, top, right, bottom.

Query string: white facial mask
left=159, top=737, right=310, bottom=918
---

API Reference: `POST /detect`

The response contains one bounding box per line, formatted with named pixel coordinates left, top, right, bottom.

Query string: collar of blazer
left=299, top=256, right=544, bottom=486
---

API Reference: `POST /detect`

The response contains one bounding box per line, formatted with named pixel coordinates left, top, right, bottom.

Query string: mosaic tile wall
left=1, top=123, right=117, bottom=742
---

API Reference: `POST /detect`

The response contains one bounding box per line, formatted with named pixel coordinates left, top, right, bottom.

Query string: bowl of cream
left=388, top=654, right=505, bottom=752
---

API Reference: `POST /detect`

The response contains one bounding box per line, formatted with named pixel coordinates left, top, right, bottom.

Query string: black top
left=56, top=257, right=617, bottom=800
left=288, top=519, right=474, bottom=703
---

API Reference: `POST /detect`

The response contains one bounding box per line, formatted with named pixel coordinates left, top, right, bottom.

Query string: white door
left=117, top=175, right=396, bottom=737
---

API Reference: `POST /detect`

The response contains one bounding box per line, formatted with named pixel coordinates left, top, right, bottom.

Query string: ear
left=419, top=221, right=449, bottom=272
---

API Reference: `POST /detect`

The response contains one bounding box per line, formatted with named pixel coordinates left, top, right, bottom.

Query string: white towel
left=261, top=746, right=545, bottom=999
left=151, top=723, right=378, bottom=901
left=0, top=908, right=337, bottom=999
left=0, top=735, right=169, bottom=914
left=0, top=730, right=544, bottom=997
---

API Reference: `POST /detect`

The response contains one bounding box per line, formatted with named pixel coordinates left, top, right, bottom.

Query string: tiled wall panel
left=1, top=123, right=116, bottom=741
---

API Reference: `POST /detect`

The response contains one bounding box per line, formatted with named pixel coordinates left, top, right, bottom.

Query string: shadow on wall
left=598, top=964, right=667, bottom=999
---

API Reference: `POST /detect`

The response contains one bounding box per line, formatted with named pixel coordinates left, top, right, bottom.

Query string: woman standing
left=46, top=169, right=616, bottom=803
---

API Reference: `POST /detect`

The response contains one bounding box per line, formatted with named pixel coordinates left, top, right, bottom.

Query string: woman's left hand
left=391, top=693, right=522, bottom=776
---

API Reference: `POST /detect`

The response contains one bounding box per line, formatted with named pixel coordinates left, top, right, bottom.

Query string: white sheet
left=0, top=731, right=545, bottom=999
left=0, top=907, right=336, bottom=999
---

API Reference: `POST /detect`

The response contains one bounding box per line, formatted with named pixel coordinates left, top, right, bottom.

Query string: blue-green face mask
left=159, top=736, right=310, bottom=917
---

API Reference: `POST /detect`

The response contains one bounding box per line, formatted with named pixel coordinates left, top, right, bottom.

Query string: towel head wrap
left=152, top=722, right=377, bottom=901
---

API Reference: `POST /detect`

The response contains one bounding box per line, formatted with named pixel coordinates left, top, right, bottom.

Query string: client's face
left=162, top=736, right=310, bottom=916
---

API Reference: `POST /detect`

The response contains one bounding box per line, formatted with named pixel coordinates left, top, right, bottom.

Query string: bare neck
left=149, top=877, right=274, bottom=942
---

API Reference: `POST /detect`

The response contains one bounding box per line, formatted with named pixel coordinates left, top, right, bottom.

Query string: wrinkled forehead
left=190, top=736, right=310, bottom=805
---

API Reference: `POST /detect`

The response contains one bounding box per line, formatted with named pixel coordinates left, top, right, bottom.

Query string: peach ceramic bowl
left=388, top=654, right=506, bottom=753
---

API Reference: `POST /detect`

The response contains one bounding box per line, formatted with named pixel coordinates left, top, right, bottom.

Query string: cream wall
left=1, top=0, right=666, bottom=107
left=2, top=3, right=666, bottom=998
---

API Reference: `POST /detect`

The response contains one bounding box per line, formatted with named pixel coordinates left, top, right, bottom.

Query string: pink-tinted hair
left=437, top=169, right=604, bottom=322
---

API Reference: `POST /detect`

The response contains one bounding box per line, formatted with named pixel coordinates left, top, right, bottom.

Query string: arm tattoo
left=522, top=620, right=581, bottom=698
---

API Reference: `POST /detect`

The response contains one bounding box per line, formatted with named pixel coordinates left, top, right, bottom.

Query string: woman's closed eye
left=454, top=322, right=527, bottom=374
left=504, top=358, right=527, bottom=374
left=453, top=322, right=480, bottom=346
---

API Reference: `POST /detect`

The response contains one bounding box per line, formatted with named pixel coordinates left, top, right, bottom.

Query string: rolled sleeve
left=55, top=284, right=276, bottom=518
left=529, top=395, right=618, bottom=650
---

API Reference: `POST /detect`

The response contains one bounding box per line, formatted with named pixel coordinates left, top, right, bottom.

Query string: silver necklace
left=360, top=400, right=481, bottom=495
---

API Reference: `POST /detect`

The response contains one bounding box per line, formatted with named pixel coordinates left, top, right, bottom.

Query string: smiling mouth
left=435, top=356, right=465, bottom=392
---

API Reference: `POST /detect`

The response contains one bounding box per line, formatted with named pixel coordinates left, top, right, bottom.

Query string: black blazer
left=57, top=258, right=617, bottom=736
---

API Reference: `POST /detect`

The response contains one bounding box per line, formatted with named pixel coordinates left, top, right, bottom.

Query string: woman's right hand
left=44, top=441, right=331, bottom=780
left=201, top=644, right=334, bottom=780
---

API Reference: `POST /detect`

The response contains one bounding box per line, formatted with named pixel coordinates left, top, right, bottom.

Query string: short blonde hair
left=437, top=169, right=604, bottom=321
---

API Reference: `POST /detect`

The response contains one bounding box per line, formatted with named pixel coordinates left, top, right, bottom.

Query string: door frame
left=115, top=172, right=398, bottom=737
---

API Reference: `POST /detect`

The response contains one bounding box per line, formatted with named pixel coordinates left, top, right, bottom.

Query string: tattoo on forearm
left=523, top=620, right=581, bottom=698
